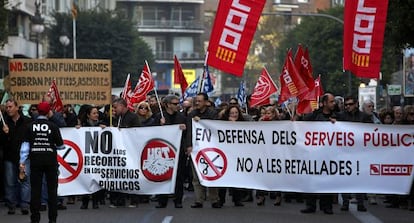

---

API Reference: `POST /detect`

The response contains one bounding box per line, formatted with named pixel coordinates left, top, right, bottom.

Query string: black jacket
left=0, top=113, right=32, bottom=164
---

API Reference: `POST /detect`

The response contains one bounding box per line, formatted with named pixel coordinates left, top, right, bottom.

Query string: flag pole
left=73, top=18, right=76, bottom=59
left=199, top=52, right=209, bottom=94
left=316, top=74, right=321, bottom=110
left=146, top=60, right=164, bottom=119
left=0, top=109, right=5, bottom=126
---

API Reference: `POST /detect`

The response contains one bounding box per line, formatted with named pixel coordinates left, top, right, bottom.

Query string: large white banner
left=58, top=126, right=182, bottom=196
left=192, top=120, right=414, bottom=194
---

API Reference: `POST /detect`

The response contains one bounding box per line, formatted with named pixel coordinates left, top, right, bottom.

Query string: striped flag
left=237, top=80, right=246, bottom=108
left=181, top=76, right=201, bottom=102
left=202, top=66, right=214, bottom=95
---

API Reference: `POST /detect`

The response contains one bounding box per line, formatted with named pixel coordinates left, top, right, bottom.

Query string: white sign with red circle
left=58, top=140, right=84, bottom=184
left=141, top=139, right=177, bottom=182
left=195, top=148, right=227, bottom=181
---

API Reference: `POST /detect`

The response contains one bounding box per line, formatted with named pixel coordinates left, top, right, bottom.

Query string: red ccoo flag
left=294, top=45, right=314, bottom=90
left=47, top=80, right=64, bottom=112
left=250, top=67, right=278, bottom=108
left=207, top=0, right=266, bottom=77
left=174, top=55, right=189, bottom=95
left=297, top=75, right=324, bottom=115
left=278, top=49, right=309, bottom=104
left=131, top=61, right=155, bottom=104
left=343, top=0, right=389, bottom=78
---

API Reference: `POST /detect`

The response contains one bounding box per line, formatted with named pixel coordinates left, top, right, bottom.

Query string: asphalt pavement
left=1, top=191, right=413, bottom=223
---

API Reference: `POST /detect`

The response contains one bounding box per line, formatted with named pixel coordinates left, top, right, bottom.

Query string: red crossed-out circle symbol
left=195, top=148, right=227, bottom=181
left=58, top=140, right=84, bottom=184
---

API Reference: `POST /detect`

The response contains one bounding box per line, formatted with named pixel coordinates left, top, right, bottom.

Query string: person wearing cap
left=19, top=102, right=65, bottom=223
left=0, top=99, right=32, bottom=215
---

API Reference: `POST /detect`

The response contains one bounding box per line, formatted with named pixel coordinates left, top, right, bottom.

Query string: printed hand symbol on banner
left=143, top=157, right=174, bottom=175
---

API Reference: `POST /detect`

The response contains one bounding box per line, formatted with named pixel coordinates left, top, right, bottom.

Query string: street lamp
left=59, top=26, right=70, bottom=58
left=31, top=0, right=44, bottom=58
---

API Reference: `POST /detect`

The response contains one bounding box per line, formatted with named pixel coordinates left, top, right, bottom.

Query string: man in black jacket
left=19, top=102, right=65, bottom=223
left=111, top=98, right=141, bottom=208
left=339, top=96, right=371, bottom=212
left=301, top=93, right=337, bottom=215
left=153, top=95, right=187, bottom=208
left=1, top=99, right=32, bottom=215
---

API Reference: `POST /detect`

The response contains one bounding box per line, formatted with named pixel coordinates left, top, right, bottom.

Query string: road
left=1, top=191, right=413, bottom=223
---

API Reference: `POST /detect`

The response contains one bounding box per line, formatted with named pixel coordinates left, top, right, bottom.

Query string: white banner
left=58, top=125, right=182, bottom=196
left=192, top=120, right=414, bottom=194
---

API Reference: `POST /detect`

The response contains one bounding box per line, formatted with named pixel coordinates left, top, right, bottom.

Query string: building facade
left=116, top=0, right=205, bottom=91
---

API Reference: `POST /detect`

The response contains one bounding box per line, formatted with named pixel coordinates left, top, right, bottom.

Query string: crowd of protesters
left=1, top=91, right=414, bottom=222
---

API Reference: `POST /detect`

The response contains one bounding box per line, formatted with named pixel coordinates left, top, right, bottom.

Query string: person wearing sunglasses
left=338, top=96, right=372, bottom=213
left=135, top=102, right=155, bottom=126
left=153, top=95, right=187, bottom=208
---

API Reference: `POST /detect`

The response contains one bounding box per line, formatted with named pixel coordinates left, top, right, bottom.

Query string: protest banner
left=57, top=125, right=182, bottom=196
left=192, top=120, right=414, bottom=194
left=9, top=59, right=112, bottom=105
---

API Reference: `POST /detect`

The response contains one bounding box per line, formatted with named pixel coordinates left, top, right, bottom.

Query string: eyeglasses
left=138, top=107, right=149, bottom=110
left=170, top=102, right=179, bottom=105
left=31, top=108, right=37, bottom=111
left=344, top=102, right=355, bottom=106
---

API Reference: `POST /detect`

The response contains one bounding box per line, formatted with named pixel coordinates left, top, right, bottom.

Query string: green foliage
left=278, top=7, right=349, bottom=96
left=48, top=10, right=154, bottom=87
left=278, top=5, right=404, bottom=96
left=386, top=0, right=414, bottom=49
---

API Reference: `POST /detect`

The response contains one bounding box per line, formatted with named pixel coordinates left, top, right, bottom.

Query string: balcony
left=155, top=51, right=202, bottom=60
left=137, top=19, right=204, bottom=33
left=0, top=36, right=39, bottom=58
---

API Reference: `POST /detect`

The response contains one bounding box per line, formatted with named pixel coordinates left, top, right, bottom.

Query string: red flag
left=343, top=0, right=389, bottom=78
left=278, top=50, right=309, bottom=104
left=174, top=55, right=189, bottom=95
left=250, top=67, right=278, bottom=108
left=294, top=45, right=314, bottom=90
left=47, top=80, right=63, bottom=112
left=207, top=0, right=266, bottom=77
left=121, top=74, right=135, bottom=111
left=297, top=76, right=324, bottom=115
left=131, top=61, right=155, bottom=104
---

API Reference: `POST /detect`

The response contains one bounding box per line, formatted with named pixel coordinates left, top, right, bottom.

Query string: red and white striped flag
left=131, top=61, right=155, bottom=105
left=250, top=67, right=278, bottom=108
left=343, top=0, right=389, bottom=78
left=121, top=73, right=135, bottom=111
left=47, top=80, right=63, bottom=112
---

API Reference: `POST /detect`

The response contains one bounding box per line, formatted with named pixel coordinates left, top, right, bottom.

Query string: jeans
left=4, top=160, right=31, bottom=209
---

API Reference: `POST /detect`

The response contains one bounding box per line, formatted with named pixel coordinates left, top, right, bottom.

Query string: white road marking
left=349, top=203, right=383, bottom=223
left=162, top=216, right=173, bottom=223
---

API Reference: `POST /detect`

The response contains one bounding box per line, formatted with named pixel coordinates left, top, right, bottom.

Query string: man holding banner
left=186, top=93, right=221, bottom=208
left=300, top=93, right=337, bottom=215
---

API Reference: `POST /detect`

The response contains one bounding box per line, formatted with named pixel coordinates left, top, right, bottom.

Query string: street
left=1, top=191, right=413, bottom=223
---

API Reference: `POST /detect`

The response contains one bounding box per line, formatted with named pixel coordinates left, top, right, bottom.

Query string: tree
left=386, top=0, right=414, bottom=49
left=277, top=6, right=402, bottom=96
left=243, top=15, right=285, bottom=91
left=48, top=10, right=154, bottom=87
left=278, top=7, right=348, bottom=96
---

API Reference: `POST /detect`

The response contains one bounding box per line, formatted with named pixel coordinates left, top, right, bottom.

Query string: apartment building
left=116, top=0, right=205, bottom=90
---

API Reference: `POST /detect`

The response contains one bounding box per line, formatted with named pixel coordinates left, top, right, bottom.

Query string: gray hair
left=163, top=95, right=179, bottom=104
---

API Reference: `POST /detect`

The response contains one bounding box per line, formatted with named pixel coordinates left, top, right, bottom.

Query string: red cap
left=37, top=102, right=51, bottom=116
